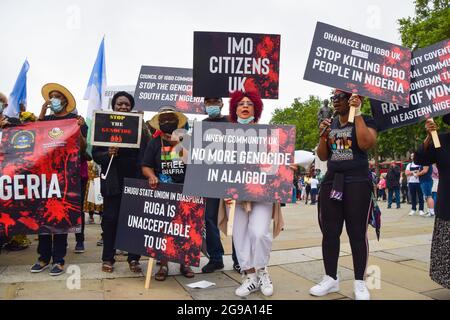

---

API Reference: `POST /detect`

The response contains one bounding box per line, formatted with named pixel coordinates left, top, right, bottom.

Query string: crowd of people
left=374, top=159, right=439, bottom=217
left=0, top=85, right=449, bottom=299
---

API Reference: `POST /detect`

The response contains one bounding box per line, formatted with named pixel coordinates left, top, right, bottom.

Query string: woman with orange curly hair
left=220, top=90, right=283, bottom=298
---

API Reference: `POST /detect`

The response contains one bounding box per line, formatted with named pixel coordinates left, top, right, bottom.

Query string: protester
left=431, top=164, right=439, bottom=205
left=414, top=115, right=450, bottom=289
left=401, top=172, right=409, bottom=204
left=310, top=175, right=319, bottom=205
left=30, top=83, right=87, bottom=276
left=84, top=160, right=103, bottom=224
left=0, top=92, right=21, bottom=128
left=304, top=174, right=311, bottom=204
left=216, top=90, right=284, bottom=298
left=313, top=89, right=377, bottom=300
left=386, top=161, right=401, bottom=209
left=418, top=163, right=435, bottom=217
left=93, top=91, right=149, bottom=274
left=405, top=154, right=425, bottom=216
left=200, top=97, right=241, bottom=274
left=377, top=174, right=386, bottom=201
left=141, top=105, right=196, bottom=281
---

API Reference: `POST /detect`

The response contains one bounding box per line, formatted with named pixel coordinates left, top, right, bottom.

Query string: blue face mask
left=237, top=116, right=255, bottom=124
left=205, top=105, right=221, bottom=118
left=50, top=98, right=64, bottom=113
left=0, top=102, right=4, bottom=113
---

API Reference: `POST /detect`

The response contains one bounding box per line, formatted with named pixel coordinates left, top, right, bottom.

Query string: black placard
left=91, top=110, right=142, bottom=148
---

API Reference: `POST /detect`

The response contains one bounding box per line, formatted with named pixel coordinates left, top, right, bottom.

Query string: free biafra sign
left=91, top=110, right=143, bottom=148
left=115, top=178, right=205, bottom=267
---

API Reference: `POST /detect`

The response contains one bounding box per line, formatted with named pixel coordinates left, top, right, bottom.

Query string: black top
left=141, top=137, right=186, bottom=184
left=325, top=115, right=377, bottom=182
left=43, top=113, right=88, bottom=137
left=93, top=130, right=150, bottom=197
left=1, top=115, right=21, bottom=127
left=386, top=165, right=400, bottom=188
left=414, top=132, right=450, bottom=220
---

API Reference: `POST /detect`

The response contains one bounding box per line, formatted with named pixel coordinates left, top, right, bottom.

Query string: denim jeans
left=388, top=187, right=401, bottom=208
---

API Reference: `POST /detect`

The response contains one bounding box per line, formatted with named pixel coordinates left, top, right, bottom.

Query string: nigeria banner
left=0, top=119, right=82, bottom=236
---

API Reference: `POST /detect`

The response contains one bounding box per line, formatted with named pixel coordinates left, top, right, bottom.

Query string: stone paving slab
left=296, top=246, right=349, bottom=260
left=224, top=267, right=344, bottom=300
left=14, top=279, right=104, bottom=300
left=279, top=260, right=354, bottom=283
left=338, top=279, right=433, bottom=300
left=421, top=288, right=450, bottom=300
left=174, top=272, right=239, bottom=292
left=0, top=261, right=143, bottom=284
left=189, top=285, right=264, bottom=300
left=399, top=260, right=430, bottom=272
left=0, top=283, right=19, bottom=300
left=370, top=251, right=411, bottom=262
left=383, top=245, right=431, bottom=263
left=338, top=255, right=443, bottom=293
left=103, top=277, right=192, bottom=300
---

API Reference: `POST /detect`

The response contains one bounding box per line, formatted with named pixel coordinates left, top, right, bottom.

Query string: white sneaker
left=425, top=212, right=435, bottom=218
left=309, top=275, right=340, bottom=296
left=419, top=210, right=426, bottom=216
left=235, top=273, right=259, bottom=297
left=408, top=210, right=416, bottom=216
left=258, top=268, right=274, bottom=296
left=353, top=280, right=370, bottom=300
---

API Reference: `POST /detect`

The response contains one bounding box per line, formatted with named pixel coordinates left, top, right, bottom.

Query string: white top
left=406, top=162, right=421, bottom=184
left=310, top=178, right=319, bottom=189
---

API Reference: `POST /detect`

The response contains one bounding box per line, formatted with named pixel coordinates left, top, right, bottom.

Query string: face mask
left=50, top=98, right=64, bottom=113
left=0, top=102, right=4, bottom=113
left=160, top=122, right=178, bottom=134
left=205, top=105, right=221, bottom=118
left=237, top=116, right=254, bottom=124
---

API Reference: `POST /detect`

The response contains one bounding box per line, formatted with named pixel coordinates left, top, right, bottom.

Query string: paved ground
left=1, top=200, right=449, bottom=300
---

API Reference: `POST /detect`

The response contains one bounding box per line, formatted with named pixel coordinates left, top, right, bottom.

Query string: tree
left=371, top=0, right=450, bottom=160
left=270, top=96, right=322, bottom=151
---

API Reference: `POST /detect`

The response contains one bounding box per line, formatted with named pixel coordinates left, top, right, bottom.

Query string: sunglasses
left=330, top=93, right=350, bottom=102
left=237, top=101, right=254, bottom=107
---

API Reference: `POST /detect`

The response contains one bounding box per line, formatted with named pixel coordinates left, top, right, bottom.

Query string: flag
left=5, top=59, right=30, bottom=118
left=84, top=37, right=107, bottom=154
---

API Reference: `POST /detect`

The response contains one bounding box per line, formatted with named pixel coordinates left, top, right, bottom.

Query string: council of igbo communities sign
left=183, top=122, right=296, bottom=203
left=370, top=39, right=450, bottom=131
left=193, top=31, right=281, bottom=99
left=91, top=110, right=143, bottom=148
left=0, top=119, right=81, bottom=236
left=115, top=179, right=205, bottom=266
left=304, top=22, right=411, bottom=106
left=134, top=66, right=204, bottom=114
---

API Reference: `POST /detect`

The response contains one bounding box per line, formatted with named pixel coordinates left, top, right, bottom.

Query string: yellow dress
left=84, top=161, right=103, bottom=212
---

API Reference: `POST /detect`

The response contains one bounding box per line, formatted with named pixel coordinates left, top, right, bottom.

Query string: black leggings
left=319, top=181, right=371, bottom=280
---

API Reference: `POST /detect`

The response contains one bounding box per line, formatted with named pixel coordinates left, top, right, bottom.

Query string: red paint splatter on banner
left=0, top=213, right=16, bottom=236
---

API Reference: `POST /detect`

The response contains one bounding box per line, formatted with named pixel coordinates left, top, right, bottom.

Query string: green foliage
left=270, top=96, right=322, bottom=151
left=398, top=0, right=450, bottom=49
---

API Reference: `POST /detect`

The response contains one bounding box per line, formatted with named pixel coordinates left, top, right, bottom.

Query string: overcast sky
left=0, top=0, right=416, bottom=123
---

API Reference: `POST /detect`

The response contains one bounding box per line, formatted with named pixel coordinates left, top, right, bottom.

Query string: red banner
left=0, top=119, right=81, bottom=236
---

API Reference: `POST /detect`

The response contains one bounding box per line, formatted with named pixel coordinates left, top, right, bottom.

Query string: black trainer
left=201, top=261, right=224, bottom=273
left=49, top=263, right=65, bottom=276
left=233, top=263, right=241, bottom=273
left=30, top=261, right=49, bottom=273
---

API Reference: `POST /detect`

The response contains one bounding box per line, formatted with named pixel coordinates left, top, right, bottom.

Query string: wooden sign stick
left=144, top=257, right=154, bottom=289
left=348, top=94, right=358, bottom=123
left=227, top=200, right=236, bottom=236
left=429, top=118, right=441, bottom=148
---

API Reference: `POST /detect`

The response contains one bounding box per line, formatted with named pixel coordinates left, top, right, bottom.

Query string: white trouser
left=229, top=202, right=273, bottom=271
